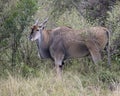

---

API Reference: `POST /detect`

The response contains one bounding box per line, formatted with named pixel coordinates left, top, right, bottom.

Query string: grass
left=0, top=61, right=120, bottom=96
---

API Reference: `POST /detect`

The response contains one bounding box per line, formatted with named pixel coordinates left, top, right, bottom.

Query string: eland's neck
left=35, top=30, right=51, bottom=59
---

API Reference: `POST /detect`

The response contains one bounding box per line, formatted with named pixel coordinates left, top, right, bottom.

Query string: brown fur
left=30, top=26, right=110, bottom=77
left=42, top=30, right=52, bottom=44
left=49, top=26, right=110, bottom=61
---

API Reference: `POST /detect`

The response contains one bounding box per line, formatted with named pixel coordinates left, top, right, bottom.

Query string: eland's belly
left=66, top=43, right=89, bottom=58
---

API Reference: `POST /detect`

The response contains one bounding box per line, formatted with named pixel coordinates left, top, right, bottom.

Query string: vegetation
left=0, top=0, right=120, bottom=96
left=0, top=70, right=120, bottom=96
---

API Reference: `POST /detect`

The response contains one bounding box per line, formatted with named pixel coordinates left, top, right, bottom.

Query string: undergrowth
left=0, top=59, right=120, bottom=96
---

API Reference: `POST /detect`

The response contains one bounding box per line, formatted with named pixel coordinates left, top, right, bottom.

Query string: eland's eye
left=36, top=29, right=39, bottom=31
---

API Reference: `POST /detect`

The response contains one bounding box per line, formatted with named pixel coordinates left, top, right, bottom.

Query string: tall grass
left=0, top=66, right=120, bottom=96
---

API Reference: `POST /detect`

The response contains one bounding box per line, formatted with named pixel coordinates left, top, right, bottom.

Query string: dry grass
left=0, top=70, right=120, bottom=96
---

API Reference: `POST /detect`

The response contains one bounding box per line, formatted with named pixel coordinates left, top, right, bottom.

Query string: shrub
left=106, top=1, right=120, bottom=61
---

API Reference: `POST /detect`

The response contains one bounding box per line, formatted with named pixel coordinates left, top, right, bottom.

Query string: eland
left=29, top=18, right=110, bottom=77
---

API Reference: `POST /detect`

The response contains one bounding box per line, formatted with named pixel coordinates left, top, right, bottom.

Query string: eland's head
left=29, top=18, right=48, bottom=41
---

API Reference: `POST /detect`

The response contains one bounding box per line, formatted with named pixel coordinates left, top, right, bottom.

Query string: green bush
left=0, top=0, right=38, bottom=76
left=106, top=1, right=120, bottom=60
left=99, top=71, right=118, bottom=83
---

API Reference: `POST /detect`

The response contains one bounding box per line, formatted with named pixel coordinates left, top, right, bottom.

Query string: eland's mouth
left=29, top=36, right=34, bottom=41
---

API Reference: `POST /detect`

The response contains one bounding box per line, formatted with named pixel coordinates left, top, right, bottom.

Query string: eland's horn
left=34, top=18, right=39, bottom=25
left=39, top=17, right=49, bottom=27
left=42, top=17, right=49, bottom=25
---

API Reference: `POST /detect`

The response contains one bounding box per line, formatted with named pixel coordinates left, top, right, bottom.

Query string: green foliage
left=0, top=0, right=38, bottom=75
left=56, top=8, right=92, bottom=29
left=106, top=1, right=120, bottom=61
left=107, top=1, right=120, bottom=41
left=51, top=0, right=74, bottom=20
left=99, top=71, right=118, bottom=83
left=51, top=0, right=116, bottom=25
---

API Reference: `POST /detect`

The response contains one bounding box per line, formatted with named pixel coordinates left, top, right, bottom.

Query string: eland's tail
left=106, top=29, right=111, bottom=66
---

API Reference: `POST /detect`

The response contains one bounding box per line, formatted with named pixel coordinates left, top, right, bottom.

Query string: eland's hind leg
left=86, top=41, right=101, bottom=64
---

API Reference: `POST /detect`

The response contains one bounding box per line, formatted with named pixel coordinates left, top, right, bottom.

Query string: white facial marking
left=33, top=30, right=41, bottom=40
